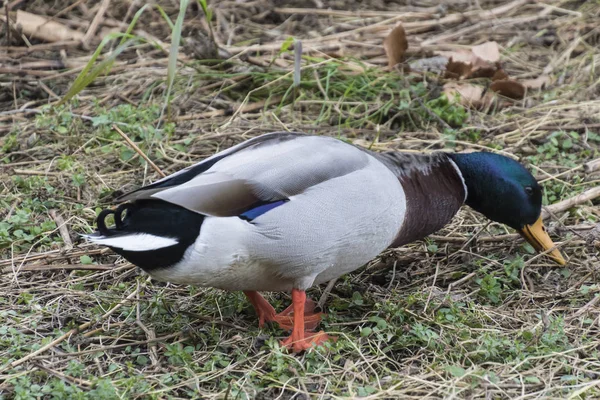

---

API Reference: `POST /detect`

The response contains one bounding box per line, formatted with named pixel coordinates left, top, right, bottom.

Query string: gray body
left=89, top=133, right=467, bottom=291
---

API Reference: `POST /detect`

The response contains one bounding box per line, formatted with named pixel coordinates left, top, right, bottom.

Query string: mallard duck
left=84, top=132, right=565, bottom=352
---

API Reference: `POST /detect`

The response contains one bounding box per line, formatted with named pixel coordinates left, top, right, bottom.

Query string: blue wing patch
left=239, top=200, right=288, bottom=221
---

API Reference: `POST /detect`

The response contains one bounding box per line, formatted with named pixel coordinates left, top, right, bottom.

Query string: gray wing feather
left=118, top=132, right=301, bottom=202
left=120, top=133, right=370, bottom=216
left=152, top=172, right=258, bottom=216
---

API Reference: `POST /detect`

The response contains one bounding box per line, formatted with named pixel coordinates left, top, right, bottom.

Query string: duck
left=84, top=131, right=566, bottom=352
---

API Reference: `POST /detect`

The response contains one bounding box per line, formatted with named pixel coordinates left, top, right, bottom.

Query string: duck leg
left=280, top=289, right=330, bottom=353
left=273, top=296, right=322, bottom=331
left=243, top=291, right=323, bottom=331
left=243, top=291, right=276, bottom=328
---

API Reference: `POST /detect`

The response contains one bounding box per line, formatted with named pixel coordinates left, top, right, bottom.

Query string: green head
left=448, top=152, right=565, bottom=265
left=448, top=152, right=541, bottom=230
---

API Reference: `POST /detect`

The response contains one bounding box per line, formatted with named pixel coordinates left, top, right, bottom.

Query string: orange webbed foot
left=273, top=296, right=323, bottom=331
left=245, top=291, right=324, bottom=331
left=245, top=289, right=335, bottom=352
left=273, top=311, right=323, bottom=331
left=278, top=289, right=337, bottom=352
left=281, top=330, right=333, bottom=353
left=244, top=291, right=276, bottom=328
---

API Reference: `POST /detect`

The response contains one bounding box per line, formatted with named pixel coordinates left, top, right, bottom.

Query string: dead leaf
left=444, top=57, right=473, bottom=79
left=444, top=82, right=509, bottom=110
left=437, top=42, right=501, bottom=80
left=471, top=41, right=500, bottom=63
left=490, top=79, right=525, bottom=99
left=15, top=10, right=84, bottom=42
left=444, top=82, right=484, bottom=106
left=522, top=75, right=551, bottom=90
left=468, top=65, right=497, bottom=79
left=384, top=24, right=408, bottom=69
left=437, top=49, right=475, bottom=65
left=491, top=69, right=509, bottom=81
left=444, top=58, right=497, bottom=80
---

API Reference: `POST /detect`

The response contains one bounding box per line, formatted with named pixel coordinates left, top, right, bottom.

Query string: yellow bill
left=519, top=216, right=566, bottom=265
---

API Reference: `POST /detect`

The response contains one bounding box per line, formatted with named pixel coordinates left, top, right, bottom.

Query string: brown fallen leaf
left=490, top=79, right=525, bottom=99
left=468, top=65, right=497, bottom=79
left=437, top=49, right=474, bottom=64
left=444, top=58, right=497, bottom=80
left=384, top=23, right=408, bottom=69
left=15, top=10, right=84, bottom=42
left=491, top=68, right=510, bottom=81
left=443, top=82, right=485, bottom=107
left=522, top=75, right=551, bottom=90
left=471, top=41, right=500, bottom=63
left=445, top=82, right=483, bottom=100
left=445, top=57, right=473, bottom=79
left=444, top=82, right=509, bottom=110
left=438, top=42, right=501, bottom=80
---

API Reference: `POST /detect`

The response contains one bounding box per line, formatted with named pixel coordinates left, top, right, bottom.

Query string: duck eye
left=525, top=186, right=533, bottom=196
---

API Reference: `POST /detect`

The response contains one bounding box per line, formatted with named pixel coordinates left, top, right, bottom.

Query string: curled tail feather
left=97, top=203, right=134, bottom=235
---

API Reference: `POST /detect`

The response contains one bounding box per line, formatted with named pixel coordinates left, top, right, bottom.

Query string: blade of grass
left=118, top=4, right=150, bottom=46
left=59, top=4, right=155, bottom=106
left=196, top=0, right=213, bottom=22
left=195, top=0, right=214, bottom=39
left=294, top=39, right=302, bottom=88
left=58, top=35, right=138, bottom=105
left=155, top=5, right=175, bottom=30
left=159, top=0, right=190, bottom=123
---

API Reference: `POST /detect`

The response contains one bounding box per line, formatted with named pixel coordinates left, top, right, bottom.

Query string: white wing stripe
left=83, top=233, right=178, bottom=251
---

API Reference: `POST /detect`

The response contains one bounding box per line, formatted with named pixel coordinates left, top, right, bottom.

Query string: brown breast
left=368, top=151, right=466, bottom=248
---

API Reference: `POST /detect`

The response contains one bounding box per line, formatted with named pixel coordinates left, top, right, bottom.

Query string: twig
left=4, top=3, right=11, bottom=47
left=0, top=67, right=56, bottom=77
left=0, top=109, right=41, bottom=117
left=429, top=224, right=594, bottom=244
left=12, top=10, right=84, bottom=42
left=423, top=261, right=441, bottom=313
left=33, top=333, right=182, bottom=359
left=421, top=15, right=541, bottom=46
left=225, top=0, right=529, bottom=54
left=136, top=280, right=160, bottom=366
left=0, top=247, right=110, bottom=268
left=430, top=233, right=518, bottom=243
left=1, top=264, right=115, bottom=274
left=387, top=260, right=398, bottom=290
left=448, top=272, right=477, bottom=290
left=3, top=39, right=81, bottom=54
left=112, top=124, right=165, bottom=178
left=49, top=210, right=73, bottom=249
left=317, top=278, right=338, bottom=311
left=177, top=310, right=248, bottom=331
left=542, top=186, right=600, bottom=219
left=82, top=0, right=110, bottom=47
left=4, top=288, right=139, bottom=371
left=13, top=169, right=62, bottom=176
left=34, top=362, right=92, bottom=388
left=176, top=95, right=284, bottom=122
left=584, top=158, right=600, bottom=173
left=273, top=7, right=438, bottom=18
left=567, top=294, right=600, bottom=322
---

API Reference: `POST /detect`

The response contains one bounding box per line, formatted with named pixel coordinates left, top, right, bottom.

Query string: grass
left=2, top=0, right=600, bottom=398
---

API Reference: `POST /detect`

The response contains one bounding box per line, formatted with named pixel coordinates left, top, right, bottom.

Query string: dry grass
left=1, top=0, right=600, bottom=398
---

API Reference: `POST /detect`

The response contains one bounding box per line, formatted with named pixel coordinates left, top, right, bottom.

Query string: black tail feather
left=92, top=199, right=205, bottom=271
left=96, top=209, right=115, bottom=236
left=114, top=203, right=134, bottom=230
left=96, top=203, right=135, bottom=235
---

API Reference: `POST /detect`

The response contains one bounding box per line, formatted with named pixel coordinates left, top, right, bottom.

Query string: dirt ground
left=1, top=0, right=600, bottom=398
